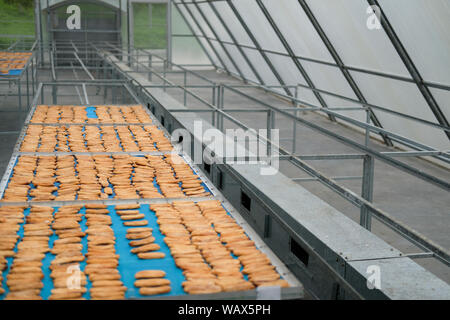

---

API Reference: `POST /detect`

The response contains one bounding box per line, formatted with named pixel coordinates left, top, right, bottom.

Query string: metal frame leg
left=360, top=155, right=375, bottom=230
left=183, top=71, right=187, bottom=106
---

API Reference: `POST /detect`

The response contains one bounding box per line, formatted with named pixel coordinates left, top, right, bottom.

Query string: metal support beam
left=166, top=0, right=173, bottom=67
left=34, top=0, right=43, bottom=65
left=82, top=83, right=90, bottom=105
left=293, top=176, right=362, bottom=182
left=256, top=0, right=334, bottom=121
left=360, top=155, right=375, bottom=230
left=366, top=0, right=450, bottom=141
left=223, top=85, right=450, bottom=190
left=207, top=1, right=265, bottom=85
left=127, top=0, right=132, bottom=66
left=69, top=62, right=85, bottom=104
left=178, top=0, right=228, bottom=72
left=172, top=2, right=218, bottom=68
left=189, top=0, right=246, bottom=81
left=226, top=0, right=293, bottom=97
left=297, top=0, right=393, bottom=146
left=74, top=52, right=95, bottom=80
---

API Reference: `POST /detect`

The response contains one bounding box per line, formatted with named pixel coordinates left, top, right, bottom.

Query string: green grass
left=0, top=1, right=167, bottom=49
left=133, top=3, right=167, bottom=49
left=0, top=0, right=35, bottom=48
left=0, top=0, right=35, bottom=35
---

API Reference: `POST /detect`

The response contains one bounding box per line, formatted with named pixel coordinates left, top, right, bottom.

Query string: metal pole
left=163, top=65, right=166, bottom=92
left=103, top=84, right=107, bottom=104
left=211, top=84, right=216, bottom=126
left=148, top=3, right=153, bottom=28
left=360, top=155, right=375, bottom=230
left=74, top=52, right=95, bottom=80
left=183, top=71, right=187, bottom=106
left=46, top=0, right=51, bottom=64
left=207, top=1, right=265, bottom=85
left=82, top=83, right=89, bottom=105
left=366, top=0, right=450, bottom=141
left=172, top=2, right=218, bottom=68
left=226, top=0, right=292, bottom=97
left=365, top=108, right=370, bottom=147
left=148, top=54, right=153, bottom=81
left=223, top=85, right=450, bottom=190
left=179, top=0, right=229, bottom=73
left=26, top=65, right=30, bottom=109
left=18, top=79, right=22, bottom=113
left=166, top=0, right=173, bottom=68
left=41, top=84, right=45, bottom=104
left=31, top=57, right=35, bottom=99
left=34, top=0, right=42, bottom=65
left=256, top=0, right=334, bottom=121
left=220, top=85, right=225, bottom=131
left=267, top=109, right=274, bottom=157
left=215, top=84, right=221, bottom=130
left=292, top=85, right=299, bottom=154
left=127, top=0, right=132, bottom=67
left=297, top=0, right=392, bottom=146
left=190, top=0, right=245, bottom=81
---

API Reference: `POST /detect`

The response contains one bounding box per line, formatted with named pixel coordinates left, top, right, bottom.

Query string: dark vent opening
left=290, top=237, right=309, bottom=266
left=241, top=191, right=251, bottom=211
left=204, top=162, right=211, bottom=174
left=148, top=103, right=155, bottom=115
left=217, top=170, right=223, bottom=190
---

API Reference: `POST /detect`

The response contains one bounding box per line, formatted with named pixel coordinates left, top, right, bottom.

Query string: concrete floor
left=1, top=61, right=448, bottom=284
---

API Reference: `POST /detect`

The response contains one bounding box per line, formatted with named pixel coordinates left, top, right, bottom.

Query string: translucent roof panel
left=174, top=3, right=201, bottom=35
left=193, top=1, right=258, bottom=82
left=208, top=39, right=238, bottom=75
left=350, top=71, right=449, bottom=149
left=223, top=44, right=258, bottom=83
left=305, top=0, right=410, bottom=77
left=300, top=61, right=359, bottom=105
left=230, top=0, right=288, bottom=54
left=183, top=3, right=215, bottom=40
left=379, top=0, right=450, bottom=85
left=173, top=4, right=222, bottom=68
left=195, top=2, right=232, bottom=43
left=181, top=3, right=243, bottom=75
left=174, top=0, right=449, bottom=150
left=261, top=0, right=335, bottom=63
left=172, top=4, right=213, bottom=66
left=265, top=54, right=306, bottom=87
left=350, top=72, right=440, bottom=124
left=242, top=48, right=282, bottom=86
left=210, top=1, right=254, bottom=47
left=172, top=36, right=211, bottom=66
left=429, top=88, right=450, bottom=124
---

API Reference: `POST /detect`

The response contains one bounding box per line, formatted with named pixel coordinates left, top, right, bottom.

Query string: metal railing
left=90, top=41, right=449, bottom=267
left=30, top=40, right=450, bottom=269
